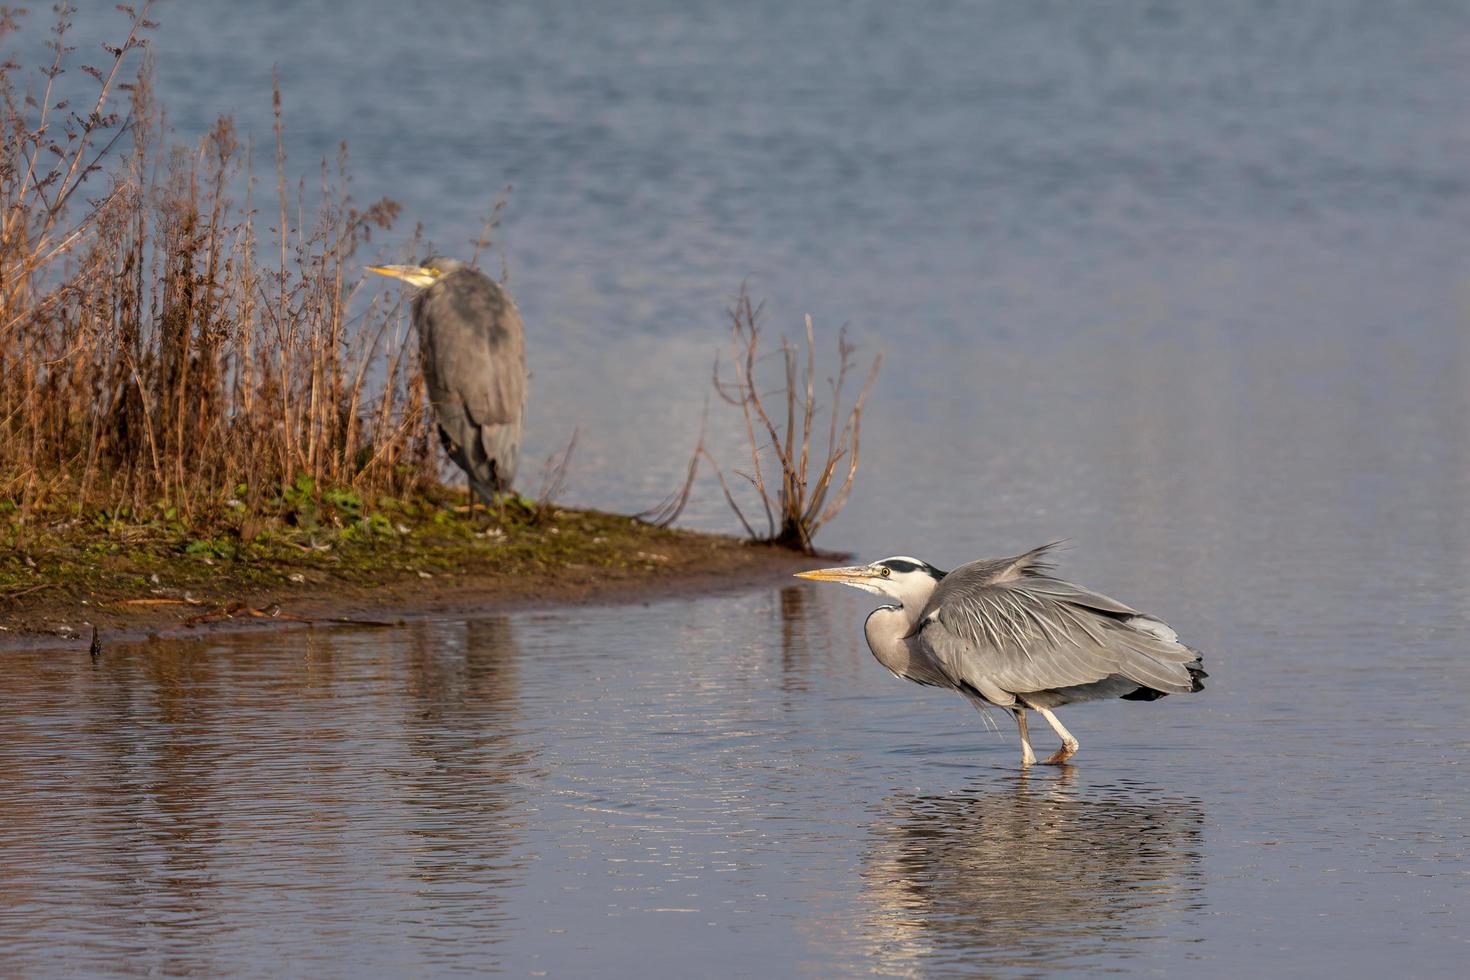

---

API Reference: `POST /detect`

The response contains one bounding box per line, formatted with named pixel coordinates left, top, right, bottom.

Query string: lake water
left=3, top=0, right=1469, bottom=975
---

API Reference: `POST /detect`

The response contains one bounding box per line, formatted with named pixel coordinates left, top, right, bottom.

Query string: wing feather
left=916, top=547, right=1202, bottom=703
left=416, top=270, right=527, bottom=427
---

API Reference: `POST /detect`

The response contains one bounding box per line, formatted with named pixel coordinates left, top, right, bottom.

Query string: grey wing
left=915, top=551, right=1201, bottom=704
left=418, top=270, right=527, bottom=428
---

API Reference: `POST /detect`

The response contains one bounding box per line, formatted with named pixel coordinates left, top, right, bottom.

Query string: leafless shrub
left=709, top=284, right=881, bottom=553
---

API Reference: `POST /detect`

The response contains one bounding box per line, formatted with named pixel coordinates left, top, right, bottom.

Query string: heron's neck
left=864, top=603, right=922, bottom=678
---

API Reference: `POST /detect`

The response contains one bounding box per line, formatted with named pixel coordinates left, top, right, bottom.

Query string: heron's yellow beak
left=794, top=564, right=880, bottom=584
left=367, top=264, right=441, bottom=288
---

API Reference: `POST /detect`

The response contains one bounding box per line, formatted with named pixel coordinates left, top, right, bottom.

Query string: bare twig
left=636, top=399, right=709, bottom=528
left=1, top=583, right=56, bottom=601
left=469, top=184, right=512, bottom=273
left=708, top=283, right=880, bottom=552
left=530, top=428, right=578, bottom=524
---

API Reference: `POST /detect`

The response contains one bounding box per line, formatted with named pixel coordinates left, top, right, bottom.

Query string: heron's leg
left=1012, top=707, right=1036, bottom=767
left=1036, top=707, right=1080, bottom=765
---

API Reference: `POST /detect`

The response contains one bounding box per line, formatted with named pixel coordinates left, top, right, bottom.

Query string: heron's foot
left=1041, top=741, right=1079, bottom=766
left=1019, top=746, right=1037, bottom=767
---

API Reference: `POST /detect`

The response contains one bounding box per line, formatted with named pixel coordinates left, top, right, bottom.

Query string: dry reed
left=0, top=4, right=437, bottom=529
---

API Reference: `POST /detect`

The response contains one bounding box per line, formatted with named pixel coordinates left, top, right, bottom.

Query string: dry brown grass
left=0, top=4, right=437, bottom=528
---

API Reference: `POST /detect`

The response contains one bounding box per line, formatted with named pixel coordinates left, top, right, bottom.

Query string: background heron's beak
left=367, top=264, right=439, bottom=288
left=794, top=565, right=878, bottom=584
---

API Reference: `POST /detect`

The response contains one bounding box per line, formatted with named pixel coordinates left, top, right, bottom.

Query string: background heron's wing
left=418, top=270, right=527, bottom=426
left=915, top=552, right=1200, bottom=700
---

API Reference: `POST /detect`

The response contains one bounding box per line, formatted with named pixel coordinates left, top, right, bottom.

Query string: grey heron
left=368, top=257, right=526, bottom=504
left=796, top=544, right=1205, bottom=766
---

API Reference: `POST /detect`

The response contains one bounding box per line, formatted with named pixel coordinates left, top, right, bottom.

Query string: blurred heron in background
left=369, top=257, right=526, bottom=503
left=797, top=543, right=1205, bottom=766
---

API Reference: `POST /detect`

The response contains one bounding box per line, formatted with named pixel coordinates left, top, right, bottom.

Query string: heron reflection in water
left=369, top=258, right=527, bottom=504
left=858, top=775, right=1205, bottom=971
left=797, top=543, right=1206, bottom=766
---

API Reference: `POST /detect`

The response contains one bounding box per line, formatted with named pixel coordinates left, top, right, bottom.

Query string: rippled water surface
left=4, top=0, right=1470, bottom=975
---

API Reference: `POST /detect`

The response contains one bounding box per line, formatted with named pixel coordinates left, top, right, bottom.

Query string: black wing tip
left=1122, top=660, right=1207, bottom=701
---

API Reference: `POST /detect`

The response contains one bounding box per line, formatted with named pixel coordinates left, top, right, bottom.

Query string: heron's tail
left=1121, top=650, right=1206, bottom=701
left=1185, top=657, right=1207, bottom=692
left=477, top=420, right=520, bottom=495
left=438, top=417, right=521, bottom=506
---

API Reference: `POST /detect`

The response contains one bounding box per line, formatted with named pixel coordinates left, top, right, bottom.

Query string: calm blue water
left=3, top=1, right=1468, bottom=975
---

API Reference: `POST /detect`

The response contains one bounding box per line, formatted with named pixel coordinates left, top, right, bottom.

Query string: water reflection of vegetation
left=777, top=584, right=816, bottom=694
left=397, top=616, right=535, bottom=916
left=860, top=773, right=1205, bottom=973
left=0, top=625, right=538, bottom=973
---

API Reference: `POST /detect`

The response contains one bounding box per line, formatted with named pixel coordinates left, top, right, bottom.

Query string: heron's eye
left=880, top=566, right=891, bottom=578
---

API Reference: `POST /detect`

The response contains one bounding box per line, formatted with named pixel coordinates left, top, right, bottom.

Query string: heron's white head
left=795, top=556, right=945, bottom=607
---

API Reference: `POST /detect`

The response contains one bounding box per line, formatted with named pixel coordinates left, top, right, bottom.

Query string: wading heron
left=368, top=257, right=526, bottom=504
left=796, top=543, right=1205, bottom=767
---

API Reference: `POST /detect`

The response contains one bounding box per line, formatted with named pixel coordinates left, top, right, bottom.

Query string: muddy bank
left=0, top=507, right=824, bottom=650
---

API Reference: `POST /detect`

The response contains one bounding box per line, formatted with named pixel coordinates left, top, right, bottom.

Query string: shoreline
left=0, top=509, right=825, bottom=652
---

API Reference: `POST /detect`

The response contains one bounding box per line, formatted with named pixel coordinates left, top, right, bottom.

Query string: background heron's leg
left=1036, top=707, right=1079, bottom=765
left=1012, top=707, right=1036, bottom=767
